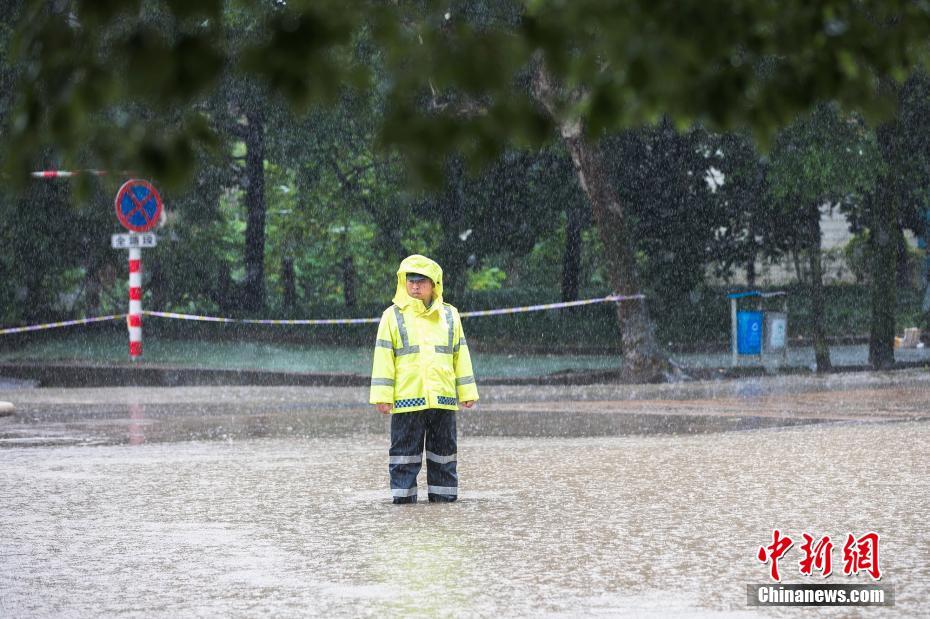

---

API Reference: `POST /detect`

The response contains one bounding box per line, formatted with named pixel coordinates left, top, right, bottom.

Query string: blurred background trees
left=1, top=0, right=929, bottom=375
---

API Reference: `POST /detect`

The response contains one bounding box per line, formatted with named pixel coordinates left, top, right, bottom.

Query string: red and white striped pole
left=128, top=246, right=143, bottom=359
left=31, top=170, right=110, bottom=179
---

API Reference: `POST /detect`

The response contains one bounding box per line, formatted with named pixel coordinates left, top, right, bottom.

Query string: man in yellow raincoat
left=370, top=255, right=479, bottom=504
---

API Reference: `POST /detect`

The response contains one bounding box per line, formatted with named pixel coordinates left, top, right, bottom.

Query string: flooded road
left=1, top=371, right=928, bottom=617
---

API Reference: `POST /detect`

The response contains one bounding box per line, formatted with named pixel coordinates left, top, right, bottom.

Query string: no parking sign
left=115, top=179, right=163, bottom=232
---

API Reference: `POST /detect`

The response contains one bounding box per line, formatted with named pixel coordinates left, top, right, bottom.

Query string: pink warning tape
left=142, top=311, right=381, bottom=325
left=459, top=294, right=644, bottom=317
left=142, top=294, right=644, bottom=324
left=0, top=314, right=127, bottom=335
left=0, top=295, right=645, bottom=334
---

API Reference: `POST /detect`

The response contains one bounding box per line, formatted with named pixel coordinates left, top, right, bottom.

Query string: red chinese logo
left=798, top=533, right=833, bottom=577
left=757, top=529, right=794, bottom=582
left=758, top=530, right=881, bottom=581
left=842, top=532, right=881, bottom=580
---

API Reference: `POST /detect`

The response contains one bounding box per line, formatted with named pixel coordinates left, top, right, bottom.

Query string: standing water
left=1, top=374, right=928, bottom=617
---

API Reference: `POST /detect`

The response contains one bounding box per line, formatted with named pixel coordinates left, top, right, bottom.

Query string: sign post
left=113, top=179, right=162, bottom=361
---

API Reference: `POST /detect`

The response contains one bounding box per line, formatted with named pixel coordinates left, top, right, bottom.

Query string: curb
left=1, top=360, right=929, bottom=389
left=0, top=362, right=367, bottom=388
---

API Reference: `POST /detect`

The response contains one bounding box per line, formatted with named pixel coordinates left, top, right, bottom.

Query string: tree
left=217, top=4, right=329, bottom=313
left=6, top=0, right=930, bottom=380
left=603, top=122, right=735, bottom=304
left=377, top=1, right=930, bottom=380
left=766, top=104, right=882, bottom=372
left=534, top=74, right=671, bottom=379
left=703, top=132, right=769, bottom=287
left=240, top=102, right=268, bottom=312
left=561, top=187, right=589, bottom=302
left=861, top=73, right=930, bottom=368
left=409, top=149, right=568, bottom=301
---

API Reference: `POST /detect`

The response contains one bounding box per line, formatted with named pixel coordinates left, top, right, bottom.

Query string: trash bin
left=766, top=312, right=788, bottom=351
left=728, top=290, right=788, bottom=366
left=736, top=310, right=763, bottom=355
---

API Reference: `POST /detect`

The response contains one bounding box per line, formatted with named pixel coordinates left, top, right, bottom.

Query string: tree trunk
left=924, top=214, right=930, bottom=312
left=242, top=109, right=266, bottom=312
left=808, top=203, right=832, bottom=373
left=215, top=264, right=234, bottom=311
left=532, top=61, right=673, bottom=382
left=792, top=250, right=804, bottom=283
left=561, top=198, right=583, bottom=302
left=895, top=227, right=910, bottom=288
left=746, top=251, right=756, bottom=288
left=869, top=118, right=899, bottom=370
left=80, top=237, right=102, bottom=313
left=437, top=158, right=469, bottom=301
left=342, top=255, right=357, bottom=308
left=83, top=269, right=101, bottom=313
left=563, top=133, right=673, bottom=381
left=868, top=189, right=897, bottom=369
left=281, top=257, right=296, bottom=311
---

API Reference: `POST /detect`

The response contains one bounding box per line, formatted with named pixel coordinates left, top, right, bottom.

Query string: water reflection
left=128, top=401, right=145, bottom=445
left=369, top=516, right=475, bottom=615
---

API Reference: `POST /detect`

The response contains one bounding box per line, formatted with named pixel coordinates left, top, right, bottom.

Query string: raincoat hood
left=393, top=254, right=444, bottom=311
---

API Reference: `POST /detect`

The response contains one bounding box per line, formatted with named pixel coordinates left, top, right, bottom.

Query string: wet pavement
left=2, top=340, right=929, bottom=388
left=1, top=370, right=929, bottom=617
left=673, top=343, right=930, bottom=371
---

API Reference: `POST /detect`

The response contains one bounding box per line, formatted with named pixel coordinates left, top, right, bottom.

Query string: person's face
left=406, top=277, right=434, bottom=301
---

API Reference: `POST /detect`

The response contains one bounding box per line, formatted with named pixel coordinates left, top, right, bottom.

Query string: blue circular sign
left=115, top=179, right=163, bottom=233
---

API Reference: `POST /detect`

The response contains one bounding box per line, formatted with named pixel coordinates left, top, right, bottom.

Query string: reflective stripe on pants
left=389, top=408, right=458, bottom=502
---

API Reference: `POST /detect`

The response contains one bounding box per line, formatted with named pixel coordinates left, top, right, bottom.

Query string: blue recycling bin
left=736, top=310, right=763, bottom=355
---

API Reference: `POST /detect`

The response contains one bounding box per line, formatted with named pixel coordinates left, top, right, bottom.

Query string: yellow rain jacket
left=370, top=255, right=479, bottom=413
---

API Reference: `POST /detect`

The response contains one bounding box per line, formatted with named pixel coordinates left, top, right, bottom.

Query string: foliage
left=767, top=103, right=882, bottom=241
left=384, top=0, right=930, bottom=182
left=603, top=121, right=738, bottom=301
left=857, top=71, right=930, bottom=237
left=704, top=132, right=769, bottom=279
left=843, top=231, right=926, bottom=287
left=467, top=266, right=507, bottom=291
left=4, top=1, right=930, bottom=187
left=2, top=0, right=360, bottom=187
left=4, top=1, right=930, bottom=355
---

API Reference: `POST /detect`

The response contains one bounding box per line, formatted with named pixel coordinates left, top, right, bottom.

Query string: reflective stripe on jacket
left=369, top=254, right=479, bottom=412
